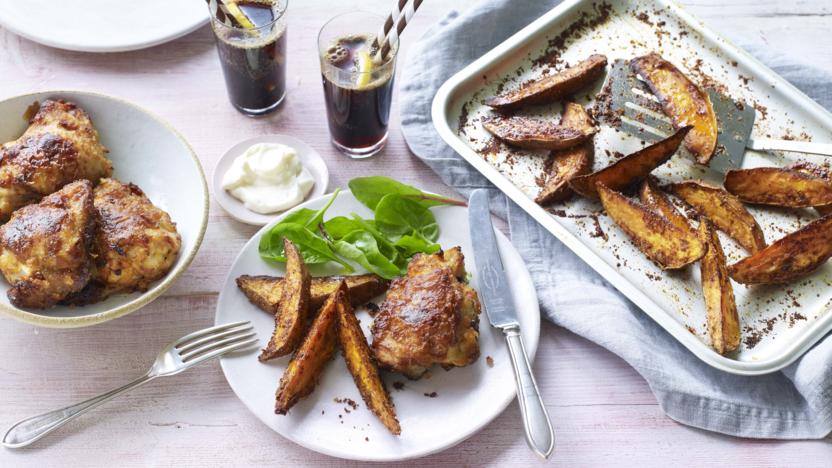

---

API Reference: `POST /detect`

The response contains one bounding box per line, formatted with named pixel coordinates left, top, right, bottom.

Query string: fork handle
left=2, top=374, right=155, bottom=449
left=504, top=326, right=555, bottom=459
left=747, top=138, right=832, bottom=157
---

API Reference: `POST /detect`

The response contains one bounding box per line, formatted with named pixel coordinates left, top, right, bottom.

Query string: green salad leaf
left=258, top=178, right=464, bottom=279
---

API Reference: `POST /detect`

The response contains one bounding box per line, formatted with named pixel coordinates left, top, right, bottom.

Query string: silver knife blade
left=468, top=189, right=520, bottom=330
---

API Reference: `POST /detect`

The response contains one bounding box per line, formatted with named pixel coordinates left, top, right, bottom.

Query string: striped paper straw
left=374, top=0, right=424, bottom=61
left=372, top=0, right=408, bottom=50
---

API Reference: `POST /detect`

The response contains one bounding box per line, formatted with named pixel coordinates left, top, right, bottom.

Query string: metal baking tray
left=432, top=0, right=832, bottom=375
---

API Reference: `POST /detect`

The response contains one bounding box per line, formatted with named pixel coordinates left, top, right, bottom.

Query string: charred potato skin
left=724, top=167, right=832, bottom=208
left=236, top=274, right=389, bottom=315
left=669, top=181, right=767, bottom=254
left=638, top=178, right=693, bottom=233
left=535, top=103, right=595, bottom=205
left=569, top=126, right=691, bottom=199
left=631, top=53, right=718, bottom=164
left=728, top=214, right=832, bottom=284
left=335, top=282, right=401, bottom=435
left=698, top=221, right=740, bottom=355
left=790, top=162, right=832, bottom=215
left=259, top=239, right=311, bottom=361
left=485, top=54, right=608, bottom=111
left=597, top=183, right=706, bottom=269
left=274, top=287, right=340, bottom=415
left=482, top=116, right=595, bottom=150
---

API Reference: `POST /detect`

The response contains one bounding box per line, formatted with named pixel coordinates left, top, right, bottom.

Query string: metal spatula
left=605, top=59, right=832, bottom=173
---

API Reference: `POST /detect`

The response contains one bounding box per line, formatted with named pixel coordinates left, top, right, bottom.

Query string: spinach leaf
left=349, top=176, right=465, bottom=210
left=262, top=223, right=353, bottom=272
left=332, top=231, right=402, bottom=279
left=395, top=234, right=441, bottom=257
left=374, top=194, right=439, bottom=242
left=258, top=190, right=340, bottom=259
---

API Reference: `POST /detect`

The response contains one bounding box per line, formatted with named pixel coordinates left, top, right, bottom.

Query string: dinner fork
left=2, top=321, right=257, bottom=449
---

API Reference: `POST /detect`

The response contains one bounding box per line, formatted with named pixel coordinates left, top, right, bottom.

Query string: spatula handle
left=504, top=326, right=554, bottom=459
left=747, top=138, right=832, bottom=157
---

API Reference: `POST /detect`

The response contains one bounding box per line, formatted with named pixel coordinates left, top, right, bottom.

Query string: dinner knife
left=468, top=189, right=554, bottom=459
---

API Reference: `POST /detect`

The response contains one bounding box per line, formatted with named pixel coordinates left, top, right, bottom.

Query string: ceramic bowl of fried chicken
left=0, top=91, right=208, bottom=327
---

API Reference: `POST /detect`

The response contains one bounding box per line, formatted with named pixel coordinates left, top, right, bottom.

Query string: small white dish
left=213, top=135, right=329, bottom=226
left=215, top=190, right=540, bottom=461
left=0, top=0, right=206, bottom=53
left=0, top=90, right=208, bottom=328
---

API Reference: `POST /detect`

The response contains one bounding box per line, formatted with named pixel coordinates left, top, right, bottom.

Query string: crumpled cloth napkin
left=399, top=0, right=832, bottom=439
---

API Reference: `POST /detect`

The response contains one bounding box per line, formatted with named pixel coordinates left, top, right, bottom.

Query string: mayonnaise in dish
left=222, top=143, right=314, bottom=214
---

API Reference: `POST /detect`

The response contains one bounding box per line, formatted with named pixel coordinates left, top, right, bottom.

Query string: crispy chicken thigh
left=0, top=99, right=112, bottom=221
left=371, top=247, right=481, bottom=379
left=0, top=180, right=95, bottom=308
left=66, top=178, right=181, bottom=304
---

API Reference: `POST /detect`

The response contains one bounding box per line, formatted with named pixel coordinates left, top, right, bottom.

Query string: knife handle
left=504, top=327, right=554, bottom=459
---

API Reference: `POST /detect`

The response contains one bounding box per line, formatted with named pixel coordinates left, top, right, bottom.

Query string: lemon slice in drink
left=225, top=2, right=255, bottom=30
left=356, top=49, right=374, bottom=88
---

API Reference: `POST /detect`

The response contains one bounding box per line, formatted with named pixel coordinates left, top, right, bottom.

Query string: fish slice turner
left=605, top=59, right=832, bottom=173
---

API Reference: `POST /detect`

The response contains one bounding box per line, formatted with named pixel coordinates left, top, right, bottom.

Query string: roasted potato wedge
left=724, top=167, right=832, bottom=207
left=275, top=287, right=340, bottom=414
left=669, top=181, right=767, bottom=254
left=569, top=126, right=690, bottom=199
left=790, top=162, right=832, bottom=215
left=237, top=273, right=389, bottom=315
left=698, top=220, right=740, bottom=355
left=631, top=53, right=718, bottom=164
left=484, top=54, right=608, bottom=111
left=535, top=102, right=595, bottom=205
left=728, top=214, right=832, bottom=284
left=259, top=239, right=311, bottom=361
left=598, top=183, right=706, bottom=269
left=482, top=116, right=595, bottom=150
left=639, top=178, right=693, bottom=233
left=335, top=282, right=400, bottom=435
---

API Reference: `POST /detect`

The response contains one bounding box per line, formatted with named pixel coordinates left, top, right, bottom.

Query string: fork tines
left=174, top=321, right=257, bottom=365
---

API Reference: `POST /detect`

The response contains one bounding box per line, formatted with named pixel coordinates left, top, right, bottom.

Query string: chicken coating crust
left=0, top=99, right=112, bottom=221
left=371, top=247, right=481, bottom=379
left=0, top=180, right=95, bottom=308
left=65, top=178, right=181, bottom=304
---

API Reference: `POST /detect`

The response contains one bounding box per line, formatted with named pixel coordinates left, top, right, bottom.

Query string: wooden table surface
left=1, top=1, right=831, bottom=466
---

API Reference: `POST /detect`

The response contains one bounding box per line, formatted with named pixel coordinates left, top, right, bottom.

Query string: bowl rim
left=0, top=89, right=209, bottom=328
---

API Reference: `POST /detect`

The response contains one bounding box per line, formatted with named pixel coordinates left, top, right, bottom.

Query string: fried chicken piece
left=371, top=247, right=481, bottom=379
left=0, top=180, right=95, bottom=308
left=61, top=178, right=181, bottom=305
left=0, top=99, right=112, bottom=221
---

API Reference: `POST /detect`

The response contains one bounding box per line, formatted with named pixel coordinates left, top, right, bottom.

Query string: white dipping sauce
left=222, top=143, right=314, bottom=214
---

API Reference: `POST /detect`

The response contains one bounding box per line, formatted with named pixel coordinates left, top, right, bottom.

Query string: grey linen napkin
left=399, top=0, right=832, bottom=439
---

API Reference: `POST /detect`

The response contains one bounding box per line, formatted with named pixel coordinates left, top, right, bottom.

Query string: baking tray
left=432, top=0, right=832, bottom=375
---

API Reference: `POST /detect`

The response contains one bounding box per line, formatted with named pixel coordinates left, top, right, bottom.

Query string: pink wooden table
left=0, top=1, right=830, bottom=465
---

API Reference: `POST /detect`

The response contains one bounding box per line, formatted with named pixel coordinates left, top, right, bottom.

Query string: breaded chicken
left=65, top=178, right=181, bottom=304
left=0, top=180, right=95, bottom=308
left=0, top=99, right=112, bottom=221
left=371, top=247, right=481, bottom=379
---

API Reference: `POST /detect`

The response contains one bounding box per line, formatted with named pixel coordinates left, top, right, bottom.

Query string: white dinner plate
left=215, top=190, right=541, bottom=461
left=0, top=91, right=208, bottom=327
left=213, top=135, right=329, bottom=226
left=0, top=0, right=206, bottom=52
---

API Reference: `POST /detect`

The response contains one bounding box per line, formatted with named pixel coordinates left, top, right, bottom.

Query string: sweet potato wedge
left=697, top=220, right=740, bottom=355
left=485, top=54, right=608, bottom=111
left=728, top=214, right=832, bottom=284
left=569, top=126, right=691, bottom=199
left=275, top=287, right=339, bottom=414
left=237, top=274, right=389, bottom=315
left=790, top=162, right=832, bottom=215
left=631, top=53, right=718, bottom=164
left=482, top=116, right=594, bottom=150
left=669, top=181, right=767, bottom=254
left=335, top=282, right=400, bottom=435
left=535, top=102, right=595, bottom=205
left=724, top=167, right=832, bottom=208
left=259, top=239, right=311, bottom=361
left=598, top=183, right=706, bottom=269
left=638, top=178, right=693, bottom=233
